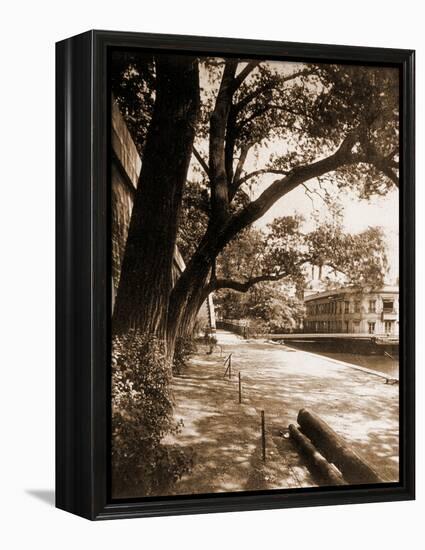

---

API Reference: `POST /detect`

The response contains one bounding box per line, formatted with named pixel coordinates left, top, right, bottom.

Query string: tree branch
left=193, top=146, right=210, bottom=178
left=220, top=131, right=362, bottom=247
left=213, top=272, right=289, bottom=293
left=228, top=144, right=252, bottom=199
left=223, top=63, right=260, bottom=193
left=224, top=106, right=238, bottom=186
left=209, top=60, right=238, bottom=220
left=234, top=68, right=314, bottom=113
left=233, top=168, right=290, bottom=189
left=233, top=144, right=251, bottom=184
left=367, top=154, right=399, bottom=186
left=232, top=61, right=259, bottom=91
left=356, top=135, right=399, bottom=187
left=351, top=148, right=399, bottom=187
left=373, top=161, right=399, bottom=186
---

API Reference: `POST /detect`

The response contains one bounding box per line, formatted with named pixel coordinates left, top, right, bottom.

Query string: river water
left=283, top=341, right=399, bottom=379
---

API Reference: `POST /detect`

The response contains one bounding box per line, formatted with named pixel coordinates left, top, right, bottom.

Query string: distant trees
left=212, top=215, right=387, bottom=331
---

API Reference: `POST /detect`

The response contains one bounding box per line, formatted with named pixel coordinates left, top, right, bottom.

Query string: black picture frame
left=56, top=29, right=415, bottom=520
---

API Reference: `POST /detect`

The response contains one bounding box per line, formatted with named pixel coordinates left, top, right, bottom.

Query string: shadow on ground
left=165, top=331, right=399, bottom=495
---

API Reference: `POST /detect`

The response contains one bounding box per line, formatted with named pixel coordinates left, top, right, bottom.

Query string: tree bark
left=112, top=55, right=200, bottom=341
left=167, top=242, right=213, bottom=348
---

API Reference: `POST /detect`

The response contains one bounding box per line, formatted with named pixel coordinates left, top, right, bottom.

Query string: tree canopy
left=111, top=51, right=398, bottom=345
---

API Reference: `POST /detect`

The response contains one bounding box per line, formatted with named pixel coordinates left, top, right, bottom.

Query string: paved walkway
left=168, top=330, right=399, bottom=496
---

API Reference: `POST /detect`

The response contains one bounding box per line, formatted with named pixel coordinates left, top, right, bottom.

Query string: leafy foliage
left=305, top=223, right=388, bottom=287
left=216, top=212, right=388, bottom=288
left=176, top=180, right=209, bottom=263
left=111, top=51, right=155, bottom=155
left=172, top=336, right=198, bottom=375
left=214, top=215, right=388, bottom=329
left=230, top=63, right=399, bottom=199
left=111, top=330, right=192, bottom=496
left=217, top=282, right=305, bottom=334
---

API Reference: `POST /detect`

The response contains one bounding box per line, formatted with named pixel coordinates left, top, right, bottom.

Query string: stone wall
left=111, top=101, right=140, bottom=310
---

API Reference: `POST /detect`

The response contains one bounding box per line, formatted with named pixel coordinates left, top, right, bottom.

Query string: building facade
left=303, top=286, right=399, bottom=336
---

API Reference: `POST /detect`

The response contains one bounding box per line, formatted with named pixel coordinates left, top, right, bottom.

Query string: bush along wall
left=111, top=330, right=192, bottom=497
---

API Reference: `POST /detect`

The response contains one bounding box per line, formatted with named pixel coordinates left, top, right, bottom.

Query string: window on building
left=384, top=321, right=393, bottom=334
left=383, top=299, right=394, bottom=312
left=354, top=300, right=360, bottom=313
left=368, top=322, right=376, bottom=334
left=369, top=300, right=376, bottom=313
left=344, top=301, right=350, bottom=313
left=353, top=321, right=360, bottom=333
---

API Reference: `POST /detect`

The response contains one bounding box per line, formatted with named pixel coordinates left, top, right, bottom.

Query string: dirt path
left=167, top=330, right=399, bottom=496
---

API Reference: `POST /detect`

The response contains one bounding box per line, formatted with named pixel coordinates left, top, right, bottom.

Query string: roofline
left=304, top=285, right=399, bottom=302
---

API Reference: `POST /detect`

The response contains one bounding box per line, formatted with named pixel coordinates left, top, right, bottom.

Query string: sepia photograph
left=109, top=50, right=400, bottom=499
left=0, top=0, right=420, bottom=542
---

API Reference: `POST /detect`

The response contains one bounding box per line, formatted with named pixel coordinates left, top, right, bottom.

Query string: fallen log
left=297, top=409, right=383, bottom=485
left=288, top=424, right=346, bottom=486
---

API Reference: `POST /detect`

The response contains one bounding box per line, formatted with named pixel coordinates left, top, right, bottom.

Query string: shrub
left=111, top=330, right=192, bottom=497
left=172, top=336, right=197, bottom=375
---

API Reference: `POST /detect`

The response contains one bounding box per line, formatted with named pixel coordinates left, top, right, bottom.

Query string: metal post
left=238, top=372, right=242, bottom=404
left=261, top=410, right=266, bottom=462
left=229, top=354, right=232, bottom=379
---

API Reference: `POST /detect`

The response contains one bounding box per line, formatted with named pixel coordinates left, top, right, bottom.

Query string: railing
left=216, top=319, right=250, bottom=338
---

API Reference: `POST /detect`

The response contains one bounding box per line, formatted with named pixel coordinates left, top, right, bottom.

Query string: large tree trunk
left=166, top=218, right=237, bottom=349
left=112, top=56, right=200, bottom=342
left=167, top=248, right=212, bottom=350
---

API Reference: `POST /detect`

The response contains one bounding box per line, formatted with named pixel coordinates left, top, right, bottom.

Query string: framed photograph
left=56, top=30, right=415, bottom=520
